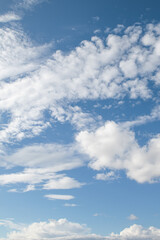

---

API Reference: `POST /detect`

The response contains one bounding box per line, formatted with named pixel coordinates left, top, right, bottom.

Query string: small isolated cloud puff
left=64, top=203, right=77, bottom=207
left=93, top=16, right=100, bottom=21
left=76, top=121, right=160, bottom=183
left=128, top=214, right=138, bottom=221
left=43, top=176, right=84, bottom=190
left=0, top=12, right=21, bottom=23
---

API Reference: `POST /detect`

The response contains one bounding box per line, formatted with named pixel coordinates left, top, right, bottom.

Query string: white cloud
left=0, top=168, right=53, bottom=185
left=120, top=59, right=137, bottom=78
left=23, top=184, right=35, bottom=192
left=51, top=105, right=100, bottom=130
left=113, top=24, right=124, bottom=34
left=94, top=29, right=101, bottom=34
left=93, top=213, right=103, bottom=217
left=3, top=143, right=83, bottom=170
left=0, top=169, right=84, bottom=192
left=128, top=214, right=138, bottom=221
left=76, top=121, right=135, bottom=171
left=16, top=0, right=44, bottom=10
left=0, top=219, right=24, bottom=231
left=93, top=16, right=100, bottom=21
left=64, top=203, right=77, bottom=207
left=7, top=189, right=18, bottom=193
left=1, top=219, right=160, bottom=240
left=0, top=143, right=85, bottom=192
left=111, top=224, right=160, bottom=239
left=44, top=195, right=75, bottom=201
left=0, top=218, right=90, bottom=240
left=0, top=27, right=50, bottom=82
left=77, top=121, right=160, bottom=183
left=43, top=176, right=84, bottom=190
left=0, top=12, right=21, bottom=23
left=95, top=171, right=119, bottom=181
left=1, top=23, right=160, bottom=144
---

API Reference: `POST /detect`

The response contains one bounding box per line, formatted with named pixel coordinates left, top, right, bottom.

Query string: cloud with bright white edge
left=0, top=219, right=160, bottom=240
left=76, top=121, right=160, bottom=183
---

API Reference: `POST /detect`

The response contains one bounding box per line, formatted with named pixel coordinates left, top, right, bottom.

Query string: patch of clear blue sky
left=19, top=0, right=160, bottom=47
left=1, top=171, right=160, bottom=236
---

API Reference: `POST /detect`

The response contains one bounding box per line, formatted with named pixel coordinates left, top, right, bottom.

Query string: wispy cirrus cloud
left=15, top=0, right=45, bottom=10
left=2, top=143, right=83, bottom=169
left=0, top=12, right=21, bottom=23
left=44, top=194, right=75, bottom=201
left=0, top=27, right=50, bottom=82
left=0, top=168, right=84, bottom=192
left=0, top=143, right=85, bottom=192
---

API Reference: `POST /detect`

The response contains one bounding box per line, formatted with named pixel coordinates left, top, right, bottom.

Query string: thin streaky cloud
left=44, top=194, right=75, bottom=200
left=0, top=12, right=21, bottom=22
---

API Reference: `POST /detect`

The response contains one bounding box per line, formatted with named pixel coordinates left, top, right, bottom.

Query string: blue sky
left=0, top=0, right=160, bottom=239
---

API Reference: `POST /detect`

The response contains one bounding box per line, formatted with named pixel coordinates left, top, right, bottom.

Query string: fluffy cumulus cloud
left=1, top=219, right=160, bottom=240
left=110, top=224, right=160, bottom=240
left=1, top=23, right=160, bottom=145
left=0, top=219, right=90, bottom=240
left=77, top=121, right=160, bottom=183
